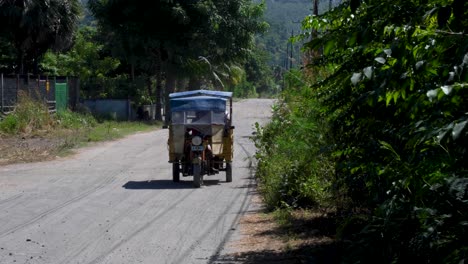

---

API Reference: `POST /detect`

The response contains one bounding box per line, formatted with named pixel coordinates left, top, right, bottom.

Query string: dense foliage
left=254, top=70, right=334, bottom=209
left=256, top=0, right=468, bottom=262
left=0, top=0, right=81, bottom=74
left=88, top=0, right=267, bottom=119
left=1, top=0, right=275, bottom=118
left=40, top=26, right=126, bottom=99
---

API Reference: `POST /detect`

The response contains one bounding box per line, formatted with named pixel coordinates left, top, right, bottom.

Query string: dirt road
left=0, top=99, right=273, bottom=264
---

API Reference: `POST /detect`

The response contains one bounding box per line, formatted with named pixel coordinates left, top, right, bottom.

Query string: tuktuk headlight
left=191, top=136, right=202, bottom=146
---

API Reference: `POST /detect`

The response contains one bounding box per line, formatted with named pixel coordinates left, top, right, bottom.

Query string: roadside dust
left=220, top=190, right=339, bottom=264
left=0, top=135, right=66, bottom=165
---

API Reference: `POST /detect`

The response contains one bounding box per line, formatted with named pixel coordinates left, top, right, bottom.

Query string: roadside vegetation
left=254, top=0, right=468, bottom=263
left=0, top=93, right=158, bottom=165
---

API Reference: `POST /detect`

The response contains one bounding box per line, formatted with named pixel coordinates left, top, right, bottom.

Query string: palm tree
left=0, top=0, right=81, bottom=74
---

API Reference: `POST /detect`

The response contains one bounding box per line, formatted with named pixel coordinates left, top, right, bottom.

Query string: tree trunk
left=147, top=76, right=152, bottom=97
left=155, top=51, right=163, bottom=121
left=164, top=69, right=176, bottom=124
left=188, top=76, right=201, bottom=91
left=17, top=50, right=25, bottom=75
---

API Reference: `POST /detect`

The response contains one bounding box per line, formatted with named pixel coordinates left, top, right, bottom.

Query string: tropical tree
left=40, top=26, right=121, bottom=98
left=89, top=0, right=202, bottom=120
left=297, top=0, right=468, bottom=262
left=89, top=0, right=267, bottom=120
left=0, top=0, right=81, bottom=74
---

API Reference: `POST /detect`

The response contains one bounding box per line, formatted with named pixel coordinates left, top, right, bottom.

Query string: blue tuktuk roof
left=169, top=90, right=233, bottom=99
left=170, top=96, right=227, bottom=112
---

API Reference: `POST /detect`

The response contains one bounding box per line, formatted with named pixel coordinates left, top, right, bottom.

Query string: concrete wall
left=83, top=99, right=133, bottom=121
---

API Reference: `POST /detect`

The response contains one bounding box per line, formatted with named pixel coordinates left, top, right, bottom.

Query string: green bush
left=0, top=92, right=53, bottom=134
left=0, top=114, right=18, bottom=134
left=294, top=0, right=468, bottom=262
left=253, top=81, right=334, bottom=210
left=56, top=110, right=97, bottom=129
left=0, top=93, right=97, bottom=135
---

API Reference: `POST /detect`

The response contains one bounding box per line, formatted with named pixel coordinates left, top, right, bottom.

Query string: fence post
left=37, top=74, right=40, bottom=102
left=1, top=73, right=3, bottom=113
left=16, top=74, right=19, bottom=105
left=26, top=74, right=30, bottom=96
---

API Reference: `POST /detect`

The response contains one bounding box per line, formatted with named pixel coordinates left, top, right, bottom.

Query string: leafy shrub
left=0, top=114, right=18, bottom=134
left=0, top=92, right=53, bottom=134
left=295, top=0, right=468, bottom=262
left=253, top=81, right=334, bottom=210
left=56, top=110, right=96, bottom=129
left=0, top=93, right=97, bottom=135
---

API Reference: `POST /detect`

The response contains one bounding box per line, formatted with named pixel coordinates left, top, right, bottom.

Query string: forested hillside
left=257, top=0, right=340, bottom=68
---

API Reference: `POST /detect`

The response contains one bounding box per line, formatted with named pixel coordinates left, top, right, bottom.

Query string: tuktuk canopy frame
left=169, top=90, right=233, bottom=126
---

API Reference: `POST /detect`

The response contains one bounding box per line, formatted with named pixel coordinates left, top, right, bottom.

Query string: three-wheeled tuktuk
left=165, top=90, right=234, bottom=188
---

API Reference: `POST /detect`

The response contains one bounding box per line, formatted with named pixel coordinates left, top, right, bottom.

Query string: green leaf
left=437, top=123, right=454, bottom=143
left=441, top=85, right=453, bottom=95
left=384, top=49, right=392, bottom=57
left=324, top=40, right=335, bottom=55
left=386, top=91, right=393, bottom=106
left=393, top=90, right=400, bottom=104
left=379, top=140, right=401, bottom=161
left=426, top=89, right=438, bottom=101
left=416, top=60, right=425, bottom=70
left=375, top=57, right=386, bottom=64
left=351, top=72, right=362, bottom=85
left=452, top=120, right=467, bottom=140
left=363, top=66, right=373, bottom=79
left=401, top=88, right=407, bottom=99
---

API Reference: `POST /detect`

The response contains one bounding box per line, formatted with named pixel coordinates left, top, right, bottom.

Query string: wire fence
left=0, top=74, right=79, bottom=115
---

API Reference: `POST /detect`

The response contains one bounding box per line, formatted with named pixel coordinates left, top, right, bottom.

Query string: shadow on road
left=211, top=208, right=341, bottom=264
left=211, top=243, right=339, bottom=264
left=122, top=179, right=221, bottom=190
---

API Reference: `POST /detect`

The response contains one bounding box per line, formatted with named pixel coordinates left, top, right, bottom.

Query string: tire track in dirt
left=0, top=137, right=157, bottom=239
left=58, top=188, right=172, bottom=264
left=171, top=139, right=256, bottom=264
left=0, top=194, right=23, bottom=206
left=0, top=170, right=117, bottom=238
left=86, top=188, right=196, bottom=264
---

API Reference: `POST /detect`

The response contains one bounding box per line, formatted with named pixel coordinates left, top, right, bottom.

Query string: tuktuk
left=165, top=90, right=234, bottom=188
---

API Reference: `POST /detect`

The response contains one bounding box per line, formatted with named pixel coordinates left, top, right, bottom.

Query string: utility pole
left=313, top=0, right=319, bottom=16
left=290, top=30, right=294, bottom=70
left=285, top=35, right=290, bottom=70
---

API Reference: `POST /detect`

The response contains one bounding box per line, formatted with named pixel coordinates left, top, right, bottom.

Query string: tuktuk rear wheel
left=193, top=164, right=201, bottom=188
left=226, top=162, right=232, bottom=182
left=172, top=162, right=180, bottom=182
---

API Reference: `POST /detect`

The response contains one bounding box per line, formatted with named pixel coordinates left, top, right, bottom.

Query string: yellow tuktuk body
left=165, top=90, right=234, bottom=187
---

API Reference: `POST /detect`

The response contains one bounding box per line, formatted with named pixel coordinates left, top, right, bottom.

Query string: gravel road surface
left=0, top=99, right=273, bottom=264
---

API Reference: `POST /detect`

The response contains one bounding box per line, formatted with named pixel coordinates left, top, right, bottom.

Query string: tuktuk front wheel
left=172, top=162, right=180, bottom=182
left=226, top=162, right=232, bottom=182
left=193, top=164, right=201, bottom=188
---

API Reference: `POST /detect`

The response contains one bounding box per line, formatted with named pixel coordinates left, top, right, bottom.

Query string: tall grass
left=0, top=91, right=53, bottom=134
left=0, top=93, right=158, bottom=161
